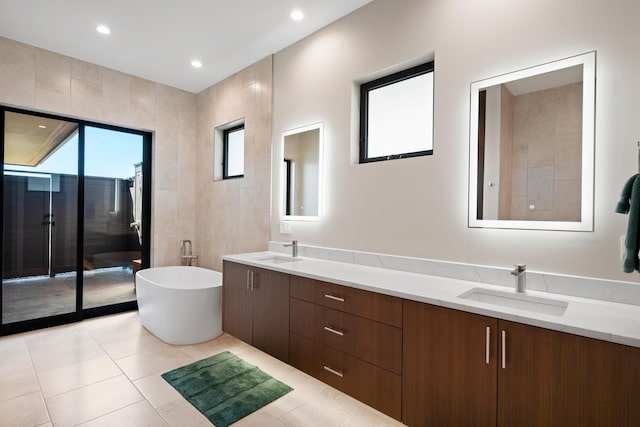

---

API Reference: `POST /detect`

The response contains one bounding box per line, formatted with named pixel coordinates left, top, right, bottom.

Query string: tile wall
left=508, top=82, right=583, bottom=221
left=0, top=36, right=272, bottom=270
left=195, top=56, right=273, bottom=271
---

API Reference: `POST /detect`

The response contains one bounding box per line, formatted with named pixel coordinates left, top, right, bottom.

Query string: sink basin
left=458, top=288, right=568, bottom=316
left=256, top=255, right=302, bottom=264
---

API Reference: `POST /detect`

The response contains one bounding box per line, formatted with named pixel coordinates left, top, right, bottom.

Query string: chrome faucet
left=180, top=240, right=198, bottom=266
left=283, top=240, right=298, bottom=257
left=511, top=263, right=526, bottom=293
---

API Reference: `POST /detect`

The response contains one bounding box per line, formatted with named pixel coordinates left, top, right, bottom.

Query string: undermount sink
left=256, top=255, right=302, bottom=264
left=458, top=288, right=569, bottom=316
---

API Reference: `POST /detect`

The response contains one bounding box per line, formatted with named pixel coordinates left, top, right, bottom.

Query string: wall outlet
left=620, top=235, right=626, bottom=261
left=280, top=221, right=292, bottom=234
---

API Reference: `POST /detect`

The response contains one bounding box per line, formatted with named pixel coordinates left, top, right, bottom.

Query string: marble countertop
left=222, top=252, right=640, bottom=349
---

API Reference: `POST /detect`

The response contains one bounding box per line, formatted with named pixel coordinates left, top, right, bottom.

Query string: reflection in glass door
left=2, top=112, right=79, bottom=324
left=82, top=126, right=143, bottom=309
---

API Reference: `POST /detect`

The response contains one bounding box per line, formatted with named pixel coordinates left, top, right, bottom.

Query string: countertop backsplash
left=268, top=241, right=640, bottom=306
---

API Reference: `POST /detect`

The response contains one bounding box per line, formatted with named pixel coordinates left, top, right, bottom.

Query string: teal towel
left=615, top=174, right=639, bottom=214
left=616, top=174, right=640, bottom=272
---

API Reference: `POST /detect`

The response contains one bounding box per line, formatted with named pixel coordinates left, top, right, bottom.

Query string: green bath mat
left=161, top=351, right=293, bottom=427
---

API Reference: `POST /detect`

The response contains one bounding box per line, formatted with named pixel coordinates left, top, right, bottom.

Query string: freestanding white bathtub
left=136, top=266, right=223, bottom=345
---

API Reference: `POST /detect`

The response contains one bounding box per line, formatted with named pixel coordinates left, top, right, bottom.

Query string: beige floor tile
left=1, top=311, right=406, bottom=427
left=0, top=366, right=40, bottom=402
left=80, top=311, right=139, bottom=332
left=0, top=336, right=32, bottom=377
left=99, top=328, right=167, bottom=360
left=38, top=354, right=123, bottom=397
left=259, top=387, right=315, bottom=420
left=279, top=387, right=402, bottom=427
left=28, top=337, right=107, bottom=373
left=0, top=391, right=50, bottom=427
left=133, top=373, right=182, bottom=408
left=157, top=399, right=211, bottom=427
left=46, top=375, right=144, bottom=427
left=0, top=334, right=27, bottom=353
left=178, top=332, right=252, bottom=360
left=234, top=408, right=287, bottom=427
left=24, top=324, right=91, bottom=353
left=89, top=316, right=147, bottom=344
left=77, top=400, right=169, bottom=426
left=115, top=346, right=194, bottom=381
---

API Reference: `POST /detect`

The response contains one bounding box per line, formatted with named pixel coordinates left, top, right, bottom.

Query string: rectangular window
left=360, top=61, right=434, bottom=163
left=223, top=125, right=244, bottom=179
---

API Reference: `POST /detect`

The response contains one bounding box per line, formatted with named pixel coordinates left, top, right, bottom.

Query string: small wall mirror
left=282, top=122, right=323, bottom=221
left=468, top=52, right=595, bottom=231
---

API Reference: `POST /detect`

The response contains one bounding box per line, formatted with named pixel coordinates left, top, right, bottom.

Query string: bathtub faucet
left=180, top=240, right=198, bottom=266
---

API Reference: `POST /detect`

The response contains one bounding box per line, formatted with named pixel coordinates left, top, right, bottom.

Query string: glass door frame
left=0, top=106, right=152, bottom=336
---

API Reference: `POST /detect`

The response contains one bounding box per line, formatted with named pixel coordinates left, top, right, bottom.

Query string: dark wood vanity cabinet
left=221, top=260, right=640, bottom=426
left=403, top=300, right=640, bottom=427
left=403, top=300, right=498, bottom=427
left=289, top=275, right=403, bottom=420
left=222, top=261, right=290, bottom=362
left=498, top=320, right=640, bottom=427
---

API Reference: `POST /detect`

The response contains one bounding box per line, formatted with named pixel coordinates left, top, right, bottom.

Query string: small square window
left=360, top=61, right=434, bottom=163
left=223, top=125, right=244, bottom=179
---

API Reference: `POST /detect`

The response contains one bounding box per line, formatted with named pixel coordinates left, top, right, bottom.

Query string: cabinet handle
left=323, top=365, right=344, bottom=378
left=323, top=326, right=344, bottom=336
left=246, top=271, right=250, bottom=291
left=250, top=271, right=255, bottom=291
left=324, top=294, right=345, bottom=302
left=485, top=326, right=490, bottom=364
left=501, top=330, right=506, bottom=369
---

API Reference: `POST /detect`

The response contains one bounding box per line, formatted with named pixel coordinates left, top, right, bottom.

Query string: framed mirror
left=282, top=122, right=323, bottom=221
left=468, top=52, right=595, bottom=231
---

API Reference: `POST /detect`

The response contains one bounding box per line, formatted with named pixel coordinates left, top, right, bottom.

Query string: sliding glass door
left=1, top=108, right=151, bottom=334
left=2, top=111, right=79, bottom=325
left=82, top=126, right=143, bottom=310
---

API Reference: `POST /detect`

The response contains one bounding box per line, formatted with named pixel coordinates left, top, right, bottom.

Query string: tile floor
left=0, top=311, right=404, bottom=426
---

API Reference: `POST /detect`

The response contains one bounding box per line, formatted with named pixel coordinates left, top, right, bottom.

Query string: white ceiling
left=0, top=0, right=373, bottom=93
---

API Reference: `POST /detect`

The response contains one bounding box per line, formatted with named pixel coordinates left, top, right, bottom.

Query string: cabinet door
left=498, top=320, right=640, bottom=427
left=222, top=261, right=252, bottom=343
left=403, top=300, right=498, bottom=427
left=252, top=267, right=290, bottom=362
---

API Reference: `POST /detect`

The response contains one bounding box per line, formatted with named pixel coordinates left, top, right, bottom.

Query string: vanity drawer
left=290, top=275, right=402, bottom=327
left=289, top=332, right=402, bottom=420
left=290, top=297, right=402, bottom=374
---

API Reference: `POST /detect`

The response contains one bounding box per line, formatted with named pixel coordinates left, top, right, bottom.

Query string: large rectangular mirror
left=468, top=52, right=595, bottom=231
left=282, top=122, right=323, bottom=221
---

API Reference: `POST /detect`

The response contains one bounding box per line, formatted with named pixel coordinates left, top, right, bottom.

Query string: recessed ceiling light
left=290, top=10, right=304, bottom=21
left=191, top=59, right=203, bottom=69
left=38, top=125, right=46, bottom=129
left=96, top=25, right=111, bottom=35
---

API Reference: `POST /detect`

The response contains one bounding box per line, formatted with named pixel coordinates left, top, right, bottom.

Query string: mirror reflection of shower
left=281, top=122, right=323, bottom=220
left=468, top=52, right=596, bottom=231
